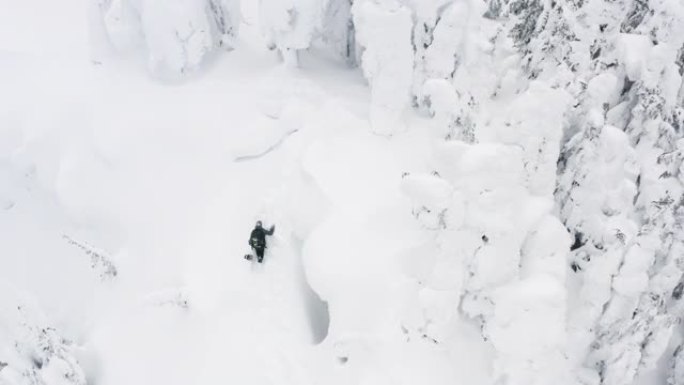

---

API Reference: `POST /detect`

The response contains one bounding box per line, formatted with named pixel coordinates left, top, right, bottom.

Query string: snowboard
left=244, top=253, right=264, bottom=272
left=244, top=254, right=263, bottom=263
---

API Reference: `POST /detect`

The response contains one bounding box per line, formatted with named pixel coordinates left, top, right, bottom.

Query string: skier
left=247, top=220, right=275, bottom=263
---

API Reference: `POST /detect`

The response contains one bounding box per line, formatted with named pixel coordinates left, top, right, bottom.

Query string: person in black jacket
left=248, top=221, right=275, bottom=263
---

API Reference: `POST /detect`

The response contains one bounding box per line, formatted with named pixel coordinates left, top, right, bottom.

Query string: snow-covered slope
left=2, top=0, right=684, bottom=384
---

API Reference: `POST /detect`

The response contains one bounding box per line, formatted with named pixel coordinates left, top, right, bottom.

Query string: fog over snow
left=1, top=0, right=684, bottom=385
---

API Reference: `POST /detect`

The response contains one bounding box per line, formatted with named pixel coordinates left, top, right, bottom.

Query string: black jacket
left=249, top=225, right=275, bottom=249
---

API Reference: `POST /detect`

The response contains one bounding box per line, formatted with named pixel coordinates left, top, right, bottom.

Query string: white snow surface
left=2, top=0, right=683, bottom=384
left=0, top=2, right=490, bottom=384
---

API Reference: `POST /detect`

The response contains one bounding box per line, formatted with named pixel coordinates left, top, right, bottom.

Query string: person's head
left=256, top=220, right=263, bottom=228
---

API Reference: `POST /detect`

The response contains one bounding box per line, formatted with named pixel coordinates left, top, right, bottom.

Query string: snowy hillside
left=1, top=0, right=684, bottom=384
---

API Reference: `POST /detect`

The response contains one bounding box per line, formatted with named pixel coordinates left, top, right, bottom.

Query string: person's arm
left=266, top=225, right=275, bottom=236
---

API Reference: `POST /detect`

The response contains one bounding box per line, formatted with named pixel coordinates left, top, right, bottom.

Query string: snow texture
left=2, top=0, right=684, bottom=384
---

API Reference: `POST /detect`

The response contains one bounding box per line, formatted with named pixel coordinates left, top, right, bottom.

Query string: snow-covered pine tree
left=556, top=119, right=640, bottom=384
left=207, top=0, right=241, bottom=50
left=552, top=0, right=684, bottom=382
left=99, top=0, right=241, bottom=76
left=0, top=287, right=86, bottom=385
left=258, top=0, right=320, bottom=66
left=320, top=0, right=357, bottom=64
left=352, top=0, right=414, bottom=135
left=413, top=0, right=482, bottom=142
left=408, top=0, right=457, bottom=107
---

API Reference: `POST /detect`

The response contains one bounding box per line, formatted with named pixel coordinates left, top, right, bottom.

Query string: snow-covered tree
left=407, top=0, right=459, bottom=101
left=413, top=1, right=482, bottom=141
left=259, top=0, right=321, bottom=66
left=137, top=0, right=215, bottom=76
left=0, top=287, right=86, bottom=385
left=402, top=141, right=572, bottom=385
left=552, top=0, right=684, bottom=382
left=320, top=0, right=356, bottom=64
left=98, top=0, right=240, bottom=76
left=352, top=0, right=414, bottom=135
left=600, top=39, right=684, bottom=384
left=207, top=0, right=241, bottom=50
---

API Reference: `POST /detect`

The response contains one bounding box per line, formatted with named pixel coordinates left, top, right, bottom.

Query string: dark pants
left=254, top=247, right=265, bottom=263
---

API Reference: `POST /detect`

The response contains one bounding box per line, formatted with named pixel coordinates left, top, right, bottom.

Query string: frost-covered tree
left=670, top=345, right=684, bottom=385
left=352, top=0, right=414, bottom=135
left=361, top=0, right=684, bottom=383
left=357, top=1, right=579, bottom=383
left=412, top=0, right=482, bottom=142
left=407, top=0, right=458, bottom=101
left=208, top=0, right=241, bottom=50
left=259, top=0, right=321, bottom=66
left=136, top=0, right=216, bottom=76
left=402, top=141, right=572, bottom=385
left=320, top=0, right=356, bottom=64
left=98, top=0, right=240, bottom=76
left=0, top=287, right=86, bottom=385
left=556, top=121, right=640, bottom=383
left=552, top=0, right=684, bottom=382
left=599, top=39, right=684, bottom=384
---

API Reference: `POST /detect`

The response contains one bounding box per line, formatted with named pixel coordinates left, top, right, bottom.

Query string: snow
left=2, top=0, right=684, bottom=384
left=616, top=34, right=653, bottom=82
left=0, top=3, right=485, bottom=382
